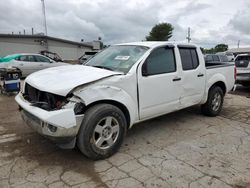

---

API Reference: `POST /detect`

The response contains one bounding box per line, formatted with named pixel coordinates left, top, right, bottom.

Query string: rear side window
left=144, top=47, right=176, bottom=76
left=220, top=55, right=228, bottom=62
left=212, top=55, right=220, bottom=61
left=179, top=48, right=199, bottom=70
left=205, top=55, right=213, bottom=62
left=19, top=55, right=35, bottom=62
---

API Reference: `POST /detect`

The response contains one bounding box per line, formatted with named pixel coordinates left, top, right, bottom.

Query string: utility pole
left=186, top=27, right=191, bottom=43
left=237, top=40, right=240, bottom=48
left=41, top=0, right=48, bottom=36
left=41, top=0, right=48, bottom=50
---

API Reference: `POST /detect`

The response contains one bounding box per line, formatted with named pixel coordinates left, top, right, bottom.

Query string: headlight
left=74, top=102, right=86, bottom=115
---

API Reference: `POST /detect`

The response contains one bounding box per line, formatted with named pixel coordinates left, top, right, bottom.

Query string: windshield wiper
left=92, top=65, right=114, bottom=71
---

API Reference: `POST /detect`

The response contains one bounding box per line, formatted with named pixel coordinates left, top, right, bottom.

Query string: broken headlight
left=74, top=102, right=86, bottom=115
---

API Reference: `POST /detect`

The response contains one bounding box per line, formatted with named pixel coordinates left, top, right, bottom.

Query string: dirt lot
left=0, top=88, right=250, bottom=188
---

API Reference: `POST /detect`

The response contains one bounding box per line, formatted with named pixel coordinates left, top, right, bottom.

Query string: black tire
left=77, top=104, right=127, bottom=160
left=201, top=86, right=224, bottom=117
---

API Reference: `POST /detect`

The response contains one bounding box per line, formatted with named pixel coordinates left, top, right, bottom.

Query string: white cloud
left=0, top=0, right=249, bottom=48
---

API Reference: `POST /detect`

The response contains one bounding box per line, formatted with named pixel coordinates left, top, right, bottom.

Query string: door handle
left=197, top=73, right=204, bottom=77
left=172, top=77, right=181, bottom=82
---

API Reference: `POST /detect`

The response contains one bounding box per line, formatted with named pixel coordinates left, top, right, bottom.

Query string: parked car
left=204, top=54, right=229, bottom=63
left=78, top=51, right=98, bottom=64
left=234, top=54, right=250, bottom=86
left=0, top=53, right=68, bottom=77
left=216, top=52, right=235, bottom=61
left=16, top=42, right=235, bottom=160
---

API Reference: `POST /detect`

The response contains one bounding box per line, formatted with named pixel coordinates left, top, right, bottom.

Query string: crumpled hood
left=25, top=65, right=122, bottom=96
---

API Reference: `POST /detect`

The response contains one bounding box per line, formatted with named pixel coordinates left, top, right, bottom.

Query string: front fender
left=73, top=85, right=138, bottom=127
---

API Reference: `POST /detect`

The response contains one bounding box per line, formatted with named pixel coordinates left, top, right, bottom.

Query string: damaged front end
left=23, top=83, right=86, bottom=114
left=24, top=83, right=69, bottom=111
left=16, top=83, right=86, bottom=148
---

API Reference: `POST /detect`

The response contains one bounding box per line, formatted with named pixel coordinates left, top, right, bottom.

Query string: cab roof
left=115, top=41, right=198, bottom=49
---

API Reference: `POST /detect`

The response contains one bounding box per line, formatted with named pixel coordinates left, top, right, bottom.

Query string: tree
left=146, top=23, right=174, bottom=41
left=214, top=44, right=228, bottom=53
left=202, top=43, right=228, bottom=54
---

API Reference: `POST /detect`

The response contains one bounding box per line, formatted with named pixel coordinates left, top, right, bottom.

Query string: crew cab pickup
left=15, top=42, right=235, bottom=160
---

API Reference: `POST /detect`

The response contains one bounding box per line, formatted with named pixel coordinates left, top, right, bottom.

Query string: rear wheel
left=201, top=86, right=224, bottom=117
left=77, top=104, right=127, bottom=160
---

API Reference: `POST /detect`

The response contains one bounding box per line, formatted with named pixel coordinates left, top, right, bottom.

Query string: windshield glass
left=85, top=45, right=149, bottom=73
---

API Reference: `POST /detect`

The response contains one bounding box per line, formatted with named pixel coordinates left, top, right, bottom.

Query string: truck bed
left=205, top=62, right=234, bottom=69
left=205, top=62, right=235, bottom=93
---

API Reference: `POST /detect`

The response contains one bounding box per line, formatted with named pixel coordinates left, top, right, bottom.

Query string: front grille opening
left=24, top=83, right=67, bottom=111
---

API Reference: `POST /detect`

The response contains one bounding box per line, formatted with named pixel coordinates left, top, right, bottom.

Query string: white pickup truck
left=15, top=42, right=235, bottom=160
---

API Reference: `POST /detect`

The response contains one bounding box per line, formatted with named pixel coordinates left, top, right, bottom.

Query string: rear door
left=178, top=46, right=206, bottom=108
left=138, top=46, right=182, bottom=119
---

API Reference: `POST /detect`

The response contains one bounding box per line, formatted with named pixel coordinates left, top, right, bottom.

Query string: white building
left=0, top=34, right=101, bottom=60
left=227, top=47, right=250, bottom=55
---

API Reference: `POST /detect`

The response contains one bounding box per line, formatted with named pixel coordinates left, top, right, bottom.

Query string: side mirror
left=142, top=62, right=148, bottom=76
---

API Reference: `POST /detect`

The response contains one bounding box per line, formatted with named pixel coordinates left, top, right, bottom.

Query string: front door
left=138, top=46, right=182, bottom=120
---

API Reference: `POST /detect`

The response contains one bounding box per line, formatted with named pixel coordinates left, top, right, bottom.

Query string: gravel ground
left=0, top=88, right=250, bottom=188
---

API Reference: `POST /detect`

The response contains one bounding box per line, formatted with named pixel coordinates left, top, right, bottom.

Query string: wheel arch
left=84, top=100, right=131, bottom=129
left=209, top=81, right=226, bottom=95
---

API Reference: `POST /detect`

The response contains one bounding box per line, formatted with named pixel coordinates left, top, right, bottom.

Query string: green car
left=0, top=54, right=21, bottom=63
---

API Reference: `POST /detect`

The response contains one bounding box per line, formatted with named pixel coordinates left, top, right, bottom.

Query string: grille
left=23, top=109, right=40, bottom=125
left=235, top=60, right=249, bottom=68
left=24, top=83, right=66, bottom=111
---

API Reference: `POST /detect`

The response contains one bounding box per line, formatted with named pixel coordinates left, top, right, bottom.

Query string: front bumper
left=15, top=93, right=84, bottom=147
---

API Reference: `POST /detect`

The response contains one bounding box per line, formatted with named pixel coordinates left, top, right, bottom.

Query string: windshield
left=85, top=45, right=149, bottom=73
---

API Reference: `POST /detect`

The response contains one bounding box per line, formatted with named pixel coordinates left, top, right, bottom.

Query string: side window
left=19, top=55, right=28, bottom=61
left=179, top=48, right=199, bottom=70
left=143, top=47, right=176, bottom=76
left=35, top=56, right=51, bottom=63
left=212, top=55, right=219, bottom=62
left=220, top=55, right=228, bottom=62
left=205, top=55, right=213, bottom=62
left=190, top=49, right=199, bottom=68
left=15, top=56, right=21, bottom=61
left=19, top=55, right=35, bottom=62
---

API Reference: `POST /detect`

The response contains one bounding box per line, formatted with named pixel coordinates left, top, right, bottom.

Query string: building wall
left=0, top=38, right=45, bottom=56
left=47, top=39, right=91, bottom=60
left=0, top=37, right=93, bottom=60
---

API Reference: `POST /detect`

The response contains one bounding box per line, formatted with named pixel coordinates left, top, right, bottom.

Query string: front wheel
left=201, top=86, right=224, bottom=117
left=77, top=104, right=127, bottom=160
